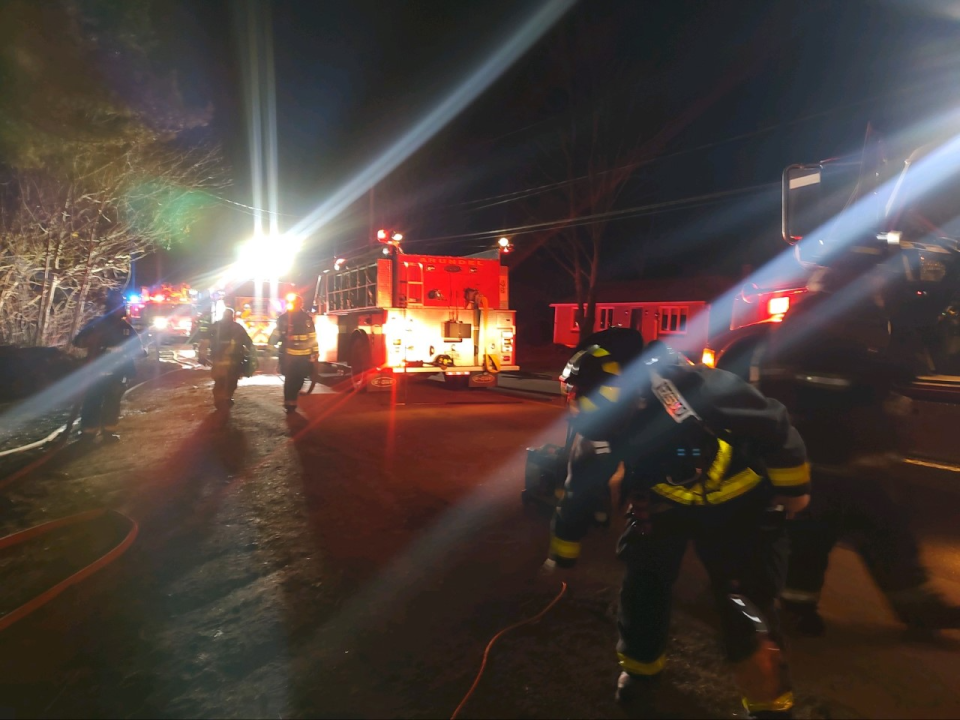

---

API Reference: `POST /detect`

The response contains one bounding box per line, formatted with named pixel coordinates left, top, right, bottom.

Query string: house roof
left=551, top=276, right=739, bottom=305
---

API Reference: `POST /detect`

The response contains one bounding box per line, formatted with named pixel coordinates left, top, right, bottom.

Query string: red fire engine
left=311, top=230, right=518, bottom=389
left=127, top=283, right=198, bottom=343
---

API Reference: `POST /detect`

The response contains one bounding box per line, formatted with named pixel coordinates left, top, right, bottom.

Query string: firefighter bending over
left=73, top=289, right=145, bottom=443
left=207, top=307, right=253, bottom=412
left=545, top=328, right=809, bottom=719
left=271, top=294, right=318, bottom=413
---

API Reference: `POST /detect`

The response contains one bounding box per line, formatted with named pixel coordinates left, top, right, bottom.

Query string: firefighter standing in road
left=73, top=289, right=145, bottom=443
left=207, top=308, right=253, bottom=412
left=545, top=328, right=810, bottom=719
left=271, top=294, right=318, bottom=413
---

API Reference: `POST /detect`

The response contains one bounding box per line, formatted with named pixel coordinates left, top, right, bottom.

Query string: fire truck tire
left=349, top=334, right=372, bottom=392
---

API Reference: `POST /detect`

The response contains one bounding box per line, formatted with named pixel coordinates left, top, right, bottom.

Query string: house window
left=598, top=307, right=615, bottom=330
left=659, top=306, right=688, bottom=334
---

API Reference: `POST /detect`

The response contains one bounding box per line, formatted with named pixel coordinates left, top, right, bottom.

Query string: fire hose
left=450, top=581, right=567, bottom=720
left=0, top=363, right=194, bottom=630
left=0, top=509, right=139, bottom=633
left=0, top=363, right=198, bottom=492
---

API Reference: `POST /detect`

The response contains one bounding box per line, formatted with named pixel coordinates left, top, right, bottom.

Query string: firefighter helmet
left=561, top=328, right=646, bottom=440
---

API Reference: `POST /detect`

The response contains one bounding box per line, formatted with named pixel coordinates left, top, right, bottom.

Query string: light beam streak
left=288, top=0, right=575, bottom=241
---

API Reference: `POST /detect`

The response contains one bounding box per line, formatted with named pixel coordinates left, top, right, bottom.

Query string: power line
left=403, top=181, right=778, bottom=248
left=444, top=80, right=944, bottom=213
left=201, top=191, right=298, bottom=217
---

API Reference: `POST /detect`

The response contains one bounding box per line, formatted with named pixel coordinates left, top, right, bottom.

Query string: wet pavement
left=0, top=369, right=959, bottom=718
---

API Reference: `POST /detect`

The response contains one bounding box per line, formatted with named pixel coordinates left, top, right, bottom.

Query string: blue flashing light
left=128, top=294, right=141, bottom=304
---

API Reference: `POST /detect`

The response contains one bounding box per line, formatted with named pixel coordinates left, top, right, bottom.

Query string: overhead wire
left=402, top=181, right=779, bottom=250
left=445, top=80, right=949, bottom=213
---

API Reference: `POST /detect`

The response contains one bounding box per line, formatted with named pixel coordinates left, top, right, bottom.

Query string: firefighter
left=193, top=306, right=213, bottom=366
left=764, top=266, right=960, bottom=636
left=545, top=328, right=809, bottom=719
left=464, top=288, right=489, bottom=366
left=241, top=303, right=253, bottom=320
left=73, top=289, right=145, bottom=443
left=463, top=287, right=489, bottom=311
left=270, top=294, right=318, bottom=413
left=207, top=308, right=253, bottom=412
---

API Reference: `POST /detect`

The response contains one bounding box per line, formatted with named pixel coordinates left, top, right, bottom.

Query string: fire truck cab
left=703, top=127, right=960, bottom=469
left=311, top=235, right=518, bottom=390
left=203, top=281, right=298, bottom=349
left=128, top=284, right=198, bottom=348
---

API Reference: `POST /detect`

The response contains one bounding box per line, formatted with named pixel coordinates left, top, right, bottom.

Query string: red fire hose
left=0, top=509, right=139, bottom=633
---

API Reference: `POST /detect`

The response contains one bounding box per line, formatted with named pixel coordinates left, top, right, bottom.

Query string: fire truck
left=702, top=126, right=960, bottom=468
left=311, top=231, right=518, bottom=389
left=127, top=283, right=198, bottom=346
left=204, top=280, right=298, bottom=348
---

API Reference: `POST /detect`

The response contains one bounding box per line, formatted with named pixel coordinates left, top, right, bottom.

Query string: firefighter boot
left=729, top=595, right=794, bottom=719
left=781, top=599, right=826, bottom=637
left=888, top=585, right=960, bottom=631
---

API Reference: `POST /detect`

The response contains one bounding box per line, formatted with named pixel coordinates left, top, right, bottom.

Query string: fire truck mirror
left=740, top=282, right=760, bottom=304
left=782, top=164, right=823, bottom=246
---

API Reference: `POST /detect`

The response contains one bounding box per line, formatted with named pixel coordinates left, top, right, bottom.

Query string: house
left=550, top=276, right=737, bottom=358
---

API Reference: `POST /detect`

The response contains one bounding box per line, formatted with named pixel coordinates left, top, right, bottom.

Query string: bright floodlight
left=377, top=229, right=387, bottom=240
left=234, top=232, right=302, bottom=279
left=498, top=237, right=510, bottom=247
left=392, top=232, right=403, bottom=242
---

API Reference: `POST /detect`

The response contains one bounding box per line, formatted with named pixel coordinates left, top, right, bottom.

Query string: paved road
left=1, top=370, right=959, bottom=718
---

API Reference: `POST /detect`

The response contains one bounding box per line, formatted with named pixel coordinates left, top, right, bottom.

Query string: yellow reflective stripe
left=550, top=535, right=581, bottom=559
left=601, top=360, right=621, bottom=375
left=599, top=385, right=620, bottom=403
left=768, top=463, right=810, bottom=487
left=590, top=347, right=610, bottom=357
left=652, top=468, right=762, bottom=505
left=578, top=396, right=599, bottom=413
left=617, top=652, right=665, bottom=676
left=704, top=438, right=733, bottom=491
left=743, top=691, right=794, bottom=713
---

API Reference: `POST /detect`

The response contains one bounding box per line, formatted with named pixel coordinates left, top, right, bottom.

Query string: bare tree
left=517, top=14, right=757, bottom=337
left=0, top=139, right=224, bottom=346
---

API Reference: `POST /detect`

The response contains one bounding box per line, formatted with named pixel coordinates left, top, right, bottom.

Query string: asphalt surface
left=0, top=369, right=959, bottom=718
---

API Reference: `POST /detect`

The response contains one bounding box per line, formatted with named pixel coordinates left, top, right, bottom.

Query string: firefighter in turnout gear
left=73, top=289, right=145, bottom=442
left=270, top=294, right=318, bottom=413
left=207, top=307, right=253, bottom=412
left=546, top=328, right=809, bottom=719
left=762, top=265, right=960, bottom=637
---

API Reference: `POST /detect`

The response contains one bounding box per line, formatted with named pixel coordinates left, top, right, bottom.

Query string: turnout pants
left=212, top=360, right=241, bottom=410
left=282, top=355, right=313, bottom=408
left=785, top=467, right=927, bottom=604
left=81, top=375, right=127, bottom=434
left=616, top=489, right=788, bottom=672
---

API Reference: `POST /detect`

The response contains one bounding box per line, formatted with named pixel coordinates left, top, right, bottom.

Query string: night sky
left=129, top=0, right=960, bottom=338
